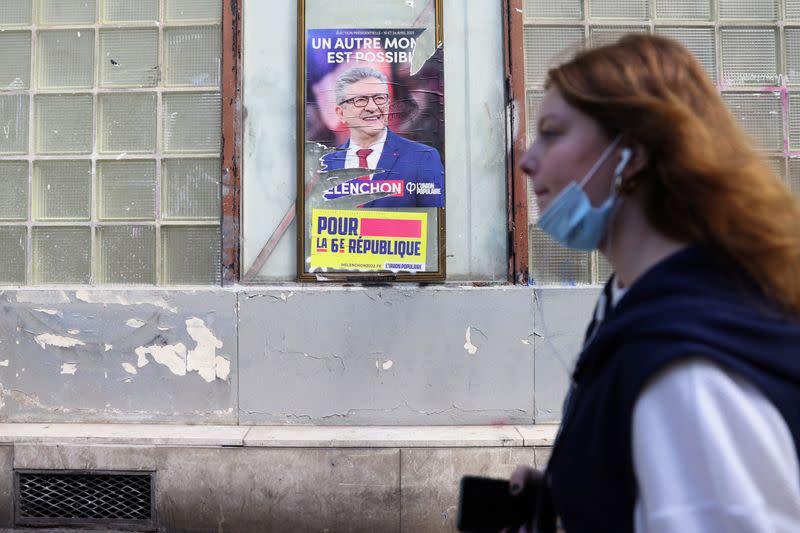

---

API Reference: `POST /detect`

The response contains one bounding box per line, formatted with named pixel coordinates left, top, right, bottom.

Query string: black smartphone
left=456, top=475, right=533, bottom=532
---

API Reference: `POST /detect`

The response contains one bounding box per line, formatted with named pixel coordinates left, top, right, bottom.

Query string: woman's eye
left=538, top=130, right=558, bottom=140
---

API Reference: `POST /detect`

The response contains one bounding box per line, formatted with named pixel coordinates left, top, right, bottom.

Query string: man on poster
left=321, top=67, right=445, bottom=208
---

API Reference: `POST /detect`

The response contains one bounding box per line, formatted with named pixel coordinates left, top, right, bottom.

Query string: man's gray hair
left=335, top=67, right=388, bottom=105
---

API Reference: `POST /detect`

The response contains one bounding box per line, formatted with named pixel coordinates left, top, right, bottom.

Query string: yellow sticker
left=311, top=209, right=427, bottom=272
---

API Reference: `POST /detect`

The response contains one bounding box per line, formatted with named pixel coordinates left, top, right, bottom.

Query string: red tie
left=356, top=148, right=373, bottom=181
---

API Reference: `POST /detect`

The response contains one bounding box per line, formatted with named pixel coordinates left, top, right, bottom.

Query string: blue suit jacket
left=321, top=129, right=445, bottom=208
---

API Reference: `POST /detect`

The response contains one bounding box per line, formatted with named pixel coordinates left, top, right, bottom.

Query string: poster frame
left=296, top=0, right=446, bottom=282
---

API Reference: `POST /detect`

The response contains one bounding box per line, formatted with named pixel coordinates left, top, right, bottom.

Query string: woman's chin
left=535, top=197, right=550, bottom=213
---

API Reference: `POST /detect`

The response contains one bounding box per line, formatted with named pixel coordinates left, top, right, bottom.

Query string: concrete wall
left=239, top=286, right=536, bottom=424
left=0, top=290, right=238, bottom=424
left=0, top=287, right=599, bottom=425
left=2, top=425, right=556, bottom=533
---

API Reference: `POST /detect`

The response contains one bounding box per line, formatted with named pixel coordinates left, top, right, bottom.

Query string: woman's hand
left=509, top=464, right=542, bottom=497
left=498, top=465, right=543, bottom=532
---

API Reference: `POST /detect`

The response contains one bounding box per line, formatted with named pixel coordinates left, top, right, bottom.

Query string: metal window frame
left=505, top=0, right=531, bottom=284
left=221, top=0, right=242, bottom=285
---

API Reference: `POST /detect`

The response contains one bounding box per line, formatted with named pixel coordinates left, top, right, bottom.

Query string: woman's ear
left=625, top=143, right=649, bottom=177
left=615, top=148, right=633, bottom=177
left=616, top=143, right=649, bottom=194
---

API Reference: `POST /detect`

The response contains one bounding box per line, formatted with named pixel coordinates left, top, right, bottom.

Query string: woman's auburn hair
left=547, top=33, right=800, bottom=317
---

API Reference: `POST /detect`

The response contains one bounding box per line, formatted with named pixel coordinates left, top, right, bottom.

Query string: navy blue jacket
left=321, top=129, right=445, bottom=208
left=544, top=245, right=800, bottom=533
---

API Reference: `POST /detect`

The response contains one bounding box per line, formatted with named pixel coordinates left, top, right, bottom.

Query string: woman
left=513, top=34, right=800, bottom=533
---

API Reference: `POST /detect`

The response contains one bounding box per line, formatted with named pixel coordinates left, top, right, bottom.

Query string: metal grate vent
left=16, top=470, right=154, bottom=529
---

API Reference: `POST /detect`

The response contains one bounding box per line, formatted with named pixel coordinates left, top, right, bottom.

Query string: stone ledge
left=0, top=424, right=248, bottom=446
left=0, top=530, right=135, bottom=533
left=0, top=423, right=558, bottom=448
left=517, top=423, right=558, bottom=447
left=244, top=425, right=526, bottom=447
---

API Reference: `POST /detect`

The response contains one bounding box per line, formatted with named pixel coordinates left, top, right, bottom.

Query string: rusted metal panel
left=221, top=0, right=243, bottom=284
left=504, top=0, right=530, bottom=285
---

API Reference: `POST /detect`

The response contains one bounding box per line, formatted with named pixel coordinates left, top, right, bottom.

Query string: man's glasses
left=339, top=93, right=389, bottom=107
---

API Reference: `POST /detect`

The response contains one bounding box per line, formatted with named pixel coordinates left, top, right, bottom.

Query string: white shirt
left=599, top=273, right=800, bottom=532
left=343, top=129, right=387, bottom=172
left=632, top=360, right=800, bottom=533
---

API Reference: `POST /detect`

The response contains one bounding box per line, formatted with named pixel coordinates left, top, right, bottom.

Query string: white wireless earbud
left=615, top=148, right=633, bottom=177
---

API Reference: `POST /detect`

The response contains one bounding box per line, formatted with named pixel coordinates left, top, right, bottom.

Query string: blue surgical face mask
left=537, top=136, right=630, bottom=250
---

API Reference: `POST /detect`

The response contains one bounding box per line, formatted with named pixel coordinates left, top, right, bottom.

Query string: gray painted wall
left=239, top=287, right=535, bottom=424
left=533, top=288, right=600, bottom=421
left=0, top=287, right=599, bottom=425
left=0, top=290, right=238, bottom=423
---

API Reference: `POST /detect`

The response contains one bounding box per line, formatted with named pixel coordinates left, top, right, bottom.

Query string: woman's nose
left=520, top=146, right=538, bottom=176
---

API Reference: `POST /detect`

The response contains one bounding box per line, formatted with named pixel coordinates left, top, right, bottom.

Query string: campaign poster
left=311, top=209, right=428, bottom=272
left=306, top=28, right=445, bottom=209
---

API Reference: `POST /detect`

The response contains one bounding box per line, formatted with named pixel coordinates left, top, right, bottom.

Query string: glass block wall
left=523, top=0, right=799, bottom=285
left=0, top=0, right=222, bottom=285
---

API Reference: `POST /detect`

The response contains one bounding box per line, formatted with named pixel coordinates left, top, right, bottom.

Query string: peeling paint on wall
left=134, top=344, right=187, bottom=376
left=74, top=290, right=178, bottom=313
left=464, top=327, right=478, bottom=355
left=0, top=381, right=235, bottom=419
left=34, top=333, right=85, bottom=350
left=121, top=363, right=137, bottom=375
left=373, top=359, right=396, bottom=371
left=215, top=357, right=231, bottom=381
left=33, top=308, right=60, bottom=315
left=15, top=291, right=70, bottom=304
left=60, top=363, right=78, bottom=375
left=0, top=360, right=9, bottom=367
left=126, top=319, right=146, bottom=328
left=185, top=317, right=230, bottom=382
left=131, top=318, right=230, bottom=382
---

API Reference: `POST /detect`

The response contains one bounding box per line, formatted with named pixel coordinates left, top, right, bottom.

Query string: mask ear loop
left=578, top=135, right=622, bottom=188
